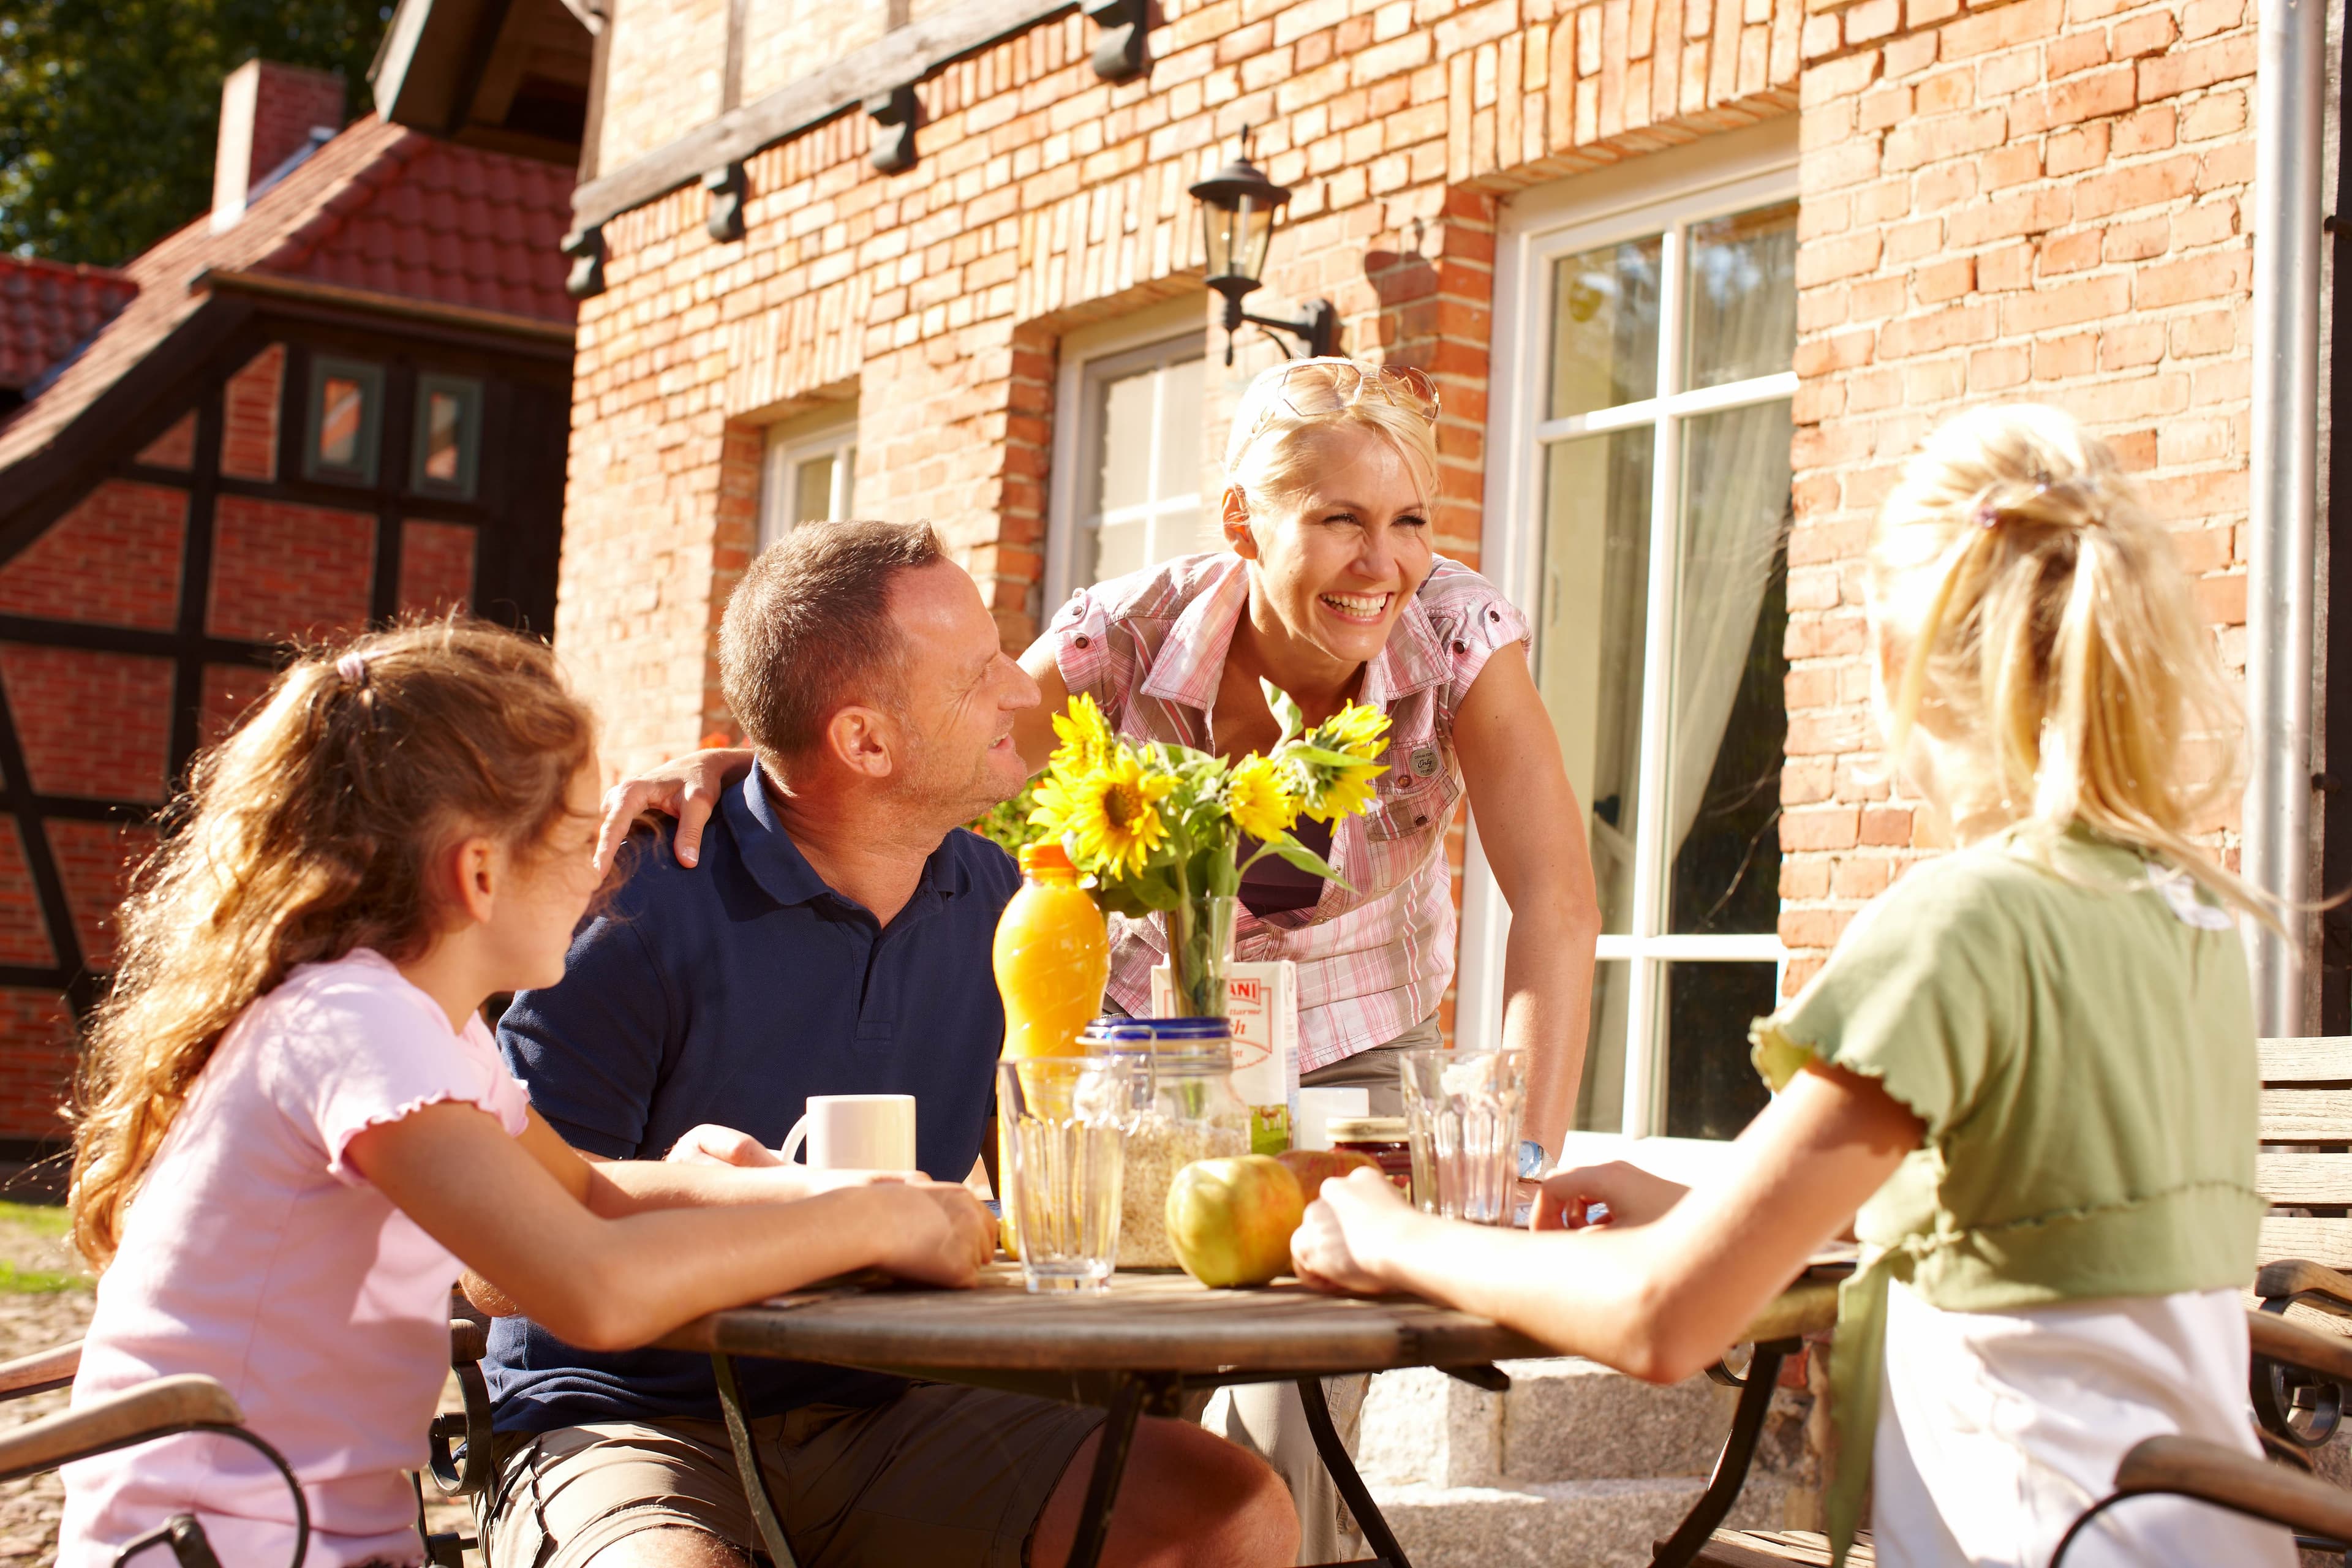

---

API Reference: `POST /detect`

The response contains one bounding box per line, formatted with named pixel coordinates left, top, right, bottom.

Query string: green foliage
left=0, top=1199, right=69, bottom=1237
left=968, top=782, right=1043, bottom=858
left=0, top=0, right=393, bottom=265
left=0, top=1260, right=86, bottom=1293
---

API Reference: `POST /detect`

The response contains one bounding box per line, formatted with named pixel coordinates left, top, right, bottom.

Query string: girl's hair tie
left=1974, top=501, right=2002, bottom=530
left=336, top=652, right=371, bottom=687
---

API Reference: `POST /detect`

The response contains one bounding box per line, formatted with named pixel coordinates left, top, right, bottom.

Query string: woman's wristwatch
left=1517, top=1139, right=1548, bottom=1179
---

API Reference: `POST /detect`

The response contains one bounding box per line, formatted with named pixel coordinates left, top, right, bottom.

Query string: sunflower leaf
left=1262, top=680, right=1308, bottom=744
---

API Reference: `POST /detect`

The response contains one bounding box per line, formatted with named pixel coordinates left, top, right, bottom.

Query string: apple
left=1275, top=1147, right=1381, bottom=1202
left=1164, top=1155, right=1307, bottom=1287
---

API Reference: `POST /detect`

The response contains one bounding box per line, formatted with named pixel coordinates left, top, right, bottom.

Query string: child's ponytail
left=1871, top=404, right=2263, bottom=918
left=69, top=619, right=598, bottom=1269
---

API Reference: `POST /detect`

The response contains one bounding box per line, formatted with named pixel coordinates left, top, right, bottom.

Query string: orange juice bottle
left=993, top=841, right=1109, bottom=1250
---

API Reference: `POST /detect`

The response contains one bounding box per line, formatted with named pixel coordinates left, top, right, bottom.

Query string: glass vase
left=1164, top=894, right=1237, bottom=1017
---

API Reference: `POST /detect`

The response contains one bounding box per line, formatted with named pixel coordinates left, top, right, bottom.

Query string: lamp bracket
left=561, top=225, right=607, bottom=300
left=1212, top=288, right=1337, bottom=363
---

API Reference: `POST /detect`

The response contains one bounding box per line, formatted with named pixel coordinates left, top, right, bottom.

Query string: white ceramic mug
left=778, top=1094, right=918, bottom=1170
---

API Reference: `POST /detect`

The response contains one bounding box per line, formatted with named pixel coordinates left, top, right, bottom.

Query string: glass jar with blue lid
left=1083, top=1017, right=1251, bottom=1268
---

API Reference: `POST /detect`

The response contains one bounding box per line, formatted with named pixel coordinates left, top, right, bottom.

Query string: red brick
left=0, top=645, right=173, bottom=803
left=219, top=345, right=284, bottom=482
left=137, top=415, right=196, bottom=471
left=397, top=521, right=478, bottom=617
left=0, top=481, right=185, bottom=630
left=200, top=663, right=281, bottom=747
left=47, top=820, right=157, bottom=970
left=207, top=496, right=375, bottom=643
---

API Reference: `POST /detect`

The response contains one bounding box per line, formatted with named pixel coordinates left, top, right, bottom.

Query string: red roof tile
left=0, top=114, right=575, bottom=477
left=0, top=257, right=138, bottom=393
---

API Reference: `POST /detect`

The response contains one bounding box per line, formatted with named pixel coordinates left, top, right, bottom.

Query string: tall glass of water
left=997, top=1056, right=1134, bottom=1293
left=1399, top=1047, right=1527, bottom=1226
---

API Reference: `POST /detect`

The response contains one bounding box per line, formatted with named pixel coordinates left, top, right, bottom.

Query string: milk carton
left=1149, top=959, right=1299, bottom=1153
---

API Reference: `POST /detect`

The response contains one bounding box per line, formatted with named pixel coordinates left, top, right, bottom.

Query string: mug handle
left=778, top=1114, right=810, bottom=1166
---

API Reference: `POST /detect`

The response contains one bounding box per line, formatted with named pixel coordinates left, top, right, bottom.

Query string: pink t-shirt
left=59, top=950, right=530, bottom=1568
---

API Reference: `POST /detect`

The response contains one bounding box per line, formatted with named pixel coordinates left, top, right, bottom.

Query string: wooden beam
left=192, top=270, right=575, bottom=350
left=2263, top=1088, right=2352, bottom=1141
left=2260, top=1152, right=2352, bottom=1206
left=570, top=0, right=1077, bottom=229
left=2262, top=1036, right=2352, bottom=1083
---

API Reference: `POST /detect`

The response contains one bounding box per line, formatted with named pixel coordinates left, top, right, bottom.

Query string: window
left=1464, top=129, right=1798, bottom=1153
left=304, top=356, right=384, bottom=486
left=412, top=375, right=483, bottom=499
left=759, top=408, right=858, bottom=550
left=1047, top=299, right=1210, bottom=608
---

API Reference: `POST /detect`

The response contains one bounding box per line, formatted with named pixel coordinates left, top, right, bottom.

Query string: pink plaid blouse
left=1049, top=552, right=1531, bottom=1072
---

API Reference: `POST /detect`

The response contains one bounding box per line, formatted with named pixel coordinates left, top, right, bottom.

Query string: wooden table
left=656, top=1264, right=1846, bottom=1568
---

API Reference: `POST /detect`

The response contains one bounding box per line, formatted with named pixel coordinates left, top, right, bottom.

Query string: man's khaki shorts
left=480, top=1384, right=1104, bottom=1568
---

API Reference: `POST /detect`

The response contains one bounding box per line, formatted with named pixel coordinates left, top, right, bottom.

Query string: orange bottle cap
left=1019, top=841, right=1075, bottom=875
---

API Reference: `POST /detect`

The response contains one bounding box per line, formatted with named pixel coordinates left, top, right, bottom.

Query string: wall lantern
left=1189, top=130, right=1337, bottom=366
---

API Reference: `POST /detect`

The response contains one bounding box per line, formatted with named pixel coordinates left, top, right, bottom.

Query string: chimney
left=210, top=60, right=346, bottom=234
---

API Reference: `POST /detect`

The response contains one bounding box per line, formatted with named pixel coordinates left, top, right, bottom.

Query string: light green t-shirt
left=1749, top=825, right=2264, bottom=1562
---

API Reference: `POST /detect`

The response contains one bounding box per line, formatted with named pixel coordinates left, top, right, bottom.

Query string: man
left=480, top=521, right=1295, bottom=1568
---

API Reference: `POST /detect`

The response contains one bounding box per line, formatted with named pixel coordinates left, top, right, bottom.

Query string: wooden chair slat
left=0, top=1374, right=239, bottom=1483
left=1693, top=1529, right=1874, bottom=1566
left=2116, top=1434, right=2352, bottom=1542
left=0, top=1340, right=80, bottom=1399
left=2259, top=1038, right=2352, bottom=1084
left=2261, top=1218, right=2352, bottom=1269
left=2259, top=1089, right=2352, bottom=1142
left=2257, top=1153, right=2352, bottom=1205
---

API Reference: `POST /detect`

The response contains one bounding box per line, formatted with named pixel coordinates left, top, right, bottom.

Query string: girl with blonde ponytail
left=59, top=620, right=992, bottom=1568
left=1291, top=404, right=2288, bottom=1568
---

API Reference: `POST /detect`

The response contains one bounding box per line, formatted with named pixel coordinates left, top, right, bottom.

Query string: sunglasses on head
left=1251, top=360, right=1442, bottom=431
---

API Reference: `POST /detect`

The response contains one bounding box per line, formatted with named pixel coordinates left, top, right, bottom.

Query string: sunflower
left=1047, top=692, right=1115, bottom=775
left=1289, top=701, right=1393, bottom=823
left=1029, top=751, right=1175, bottom=880
left=1224, top=753, right=1299, bottom=842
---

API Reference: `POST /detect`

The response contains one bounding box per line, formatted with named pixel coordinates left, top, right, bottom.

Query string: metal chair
left=0, top=1339, right=307, bottom=1568
left=0, top=1292, right=502, bottom=1568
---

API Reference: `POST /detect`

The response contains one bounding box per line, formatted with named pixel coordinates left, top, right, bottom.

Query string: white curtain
left=1666, top=397, right=1792, bottom=859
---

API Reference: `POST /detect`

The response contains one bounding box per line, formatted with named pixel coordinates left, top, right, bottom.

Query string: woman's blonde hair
left=1871, top=402, right=2257, bottom=913
left=1224, top=358, right=1441, bottom=513
left=68, top=619, right=597, bottom=1268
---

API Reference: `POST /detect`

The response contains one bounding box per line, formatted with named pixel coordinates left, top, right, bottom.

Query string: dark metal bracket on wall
left=867, top=85, right=919, bottom=173
left=704, top=162, right=747, bottom=242
left=562, top=226, right=607, bottom=300
left=1082, top=0, right=1149, bottom=81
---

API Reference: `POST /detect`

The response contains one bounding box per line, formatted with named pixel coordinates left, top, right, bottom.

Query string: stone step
left=1355, top=1358, right=1791, bottom=1488
left=1366, top=1469, right=1792, bottom=1568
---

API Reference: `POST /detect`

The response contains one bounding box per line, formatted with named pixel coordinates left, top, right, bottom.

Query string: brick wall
left=562, top=0, right=1806, bottom=774
left=1776, top=0, right=2255, bottom=992
left=398, top=520, right=478, bottom=615
left=208, top=495, right=376, bottom=642
left=0, top=646, right=175, bottom=805
left=221, top=345, right=284, bottom=481
left=0, top=481, right=185, bottom=631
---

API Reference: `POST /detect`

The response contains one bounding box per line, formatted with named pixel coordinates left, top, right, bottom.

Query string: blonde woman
left=603, top=358, right=1606, bottom=1559
left=1292, top=404, right=2292, bottom=1568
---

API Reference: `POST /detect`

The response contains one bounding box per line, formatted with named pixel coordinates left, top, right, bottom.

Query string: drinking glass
left=1399, top=1047, right=1528, bottom=1226
left=997, top=1056, right=1134, bottom=1293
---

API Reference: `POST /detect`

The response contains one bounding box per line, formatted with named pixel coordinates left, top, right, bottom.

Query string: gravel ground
left=0, top=1204, right=486, bottom=1567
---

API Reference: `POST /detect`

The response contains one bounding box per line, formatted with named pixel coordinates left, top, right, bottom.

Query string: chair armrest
left=2246, top=1308, right=2352, bottom=1386
left=0, top=1374, right=241, bottom=1483
left=2115, top=1434, right=2352, bottom=1543
left=2256, top=1259, right=2352, bottom=1317
left=0, top=1340, right=81, bottom=1400
left=1736, top=1278, right=1839, bottom=1346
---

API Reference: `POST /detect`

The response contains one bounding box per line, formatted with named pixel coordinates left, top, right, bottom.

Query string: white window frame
left=758, top=405, right=859, bottom=550
left=1045, top=295, right=1210, bottom=612
left=1460, top=121, right=1801, bottom=1169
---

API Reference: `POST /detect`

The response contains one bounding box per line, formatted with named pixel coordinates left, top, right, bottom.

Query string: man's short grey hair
left=720, top=520, right=944, bottom=766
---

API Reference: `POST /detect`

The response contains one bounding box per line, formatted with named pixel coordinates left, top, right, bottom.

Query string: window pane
left=1537, top=428, right=1654, bottom=933
left=1548, top=235, right=1661, bottom=419
left=1685, top=202, right=1798, bottom=391
left=794, top=455, right=835, bottom=524
left=318, top=377, right=366, bottom=468
left=1662, top=961, right=1777, bottom=1139
left=1090, top=517, right=1148, bottom=584
left=1574, top=960, right=1632, bottom=1134
left=1098, top=369, right=1157, bottom=513
left=1156, top=355, right=1204, bottom=504
left=1667, top=401, right=1793, bottom=934
left=1146, top=506, right=1202, bottom=567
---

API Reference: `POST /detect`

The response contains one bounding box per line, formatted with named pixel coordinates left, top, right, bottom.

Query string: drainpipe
left=2246, top=0, right=2326, bottom=1035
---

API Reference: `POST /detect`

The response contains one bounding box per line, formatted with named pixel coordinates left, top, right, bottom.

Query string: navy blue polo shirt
left=484, top=772, right=1018, bottom=1433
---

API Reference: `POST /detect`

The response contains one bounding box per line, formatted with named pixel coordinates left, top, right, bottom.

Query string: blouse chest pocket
left=1366, top=748, right=1459, bottom=843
